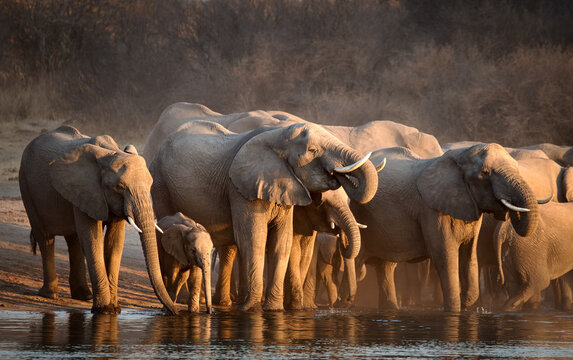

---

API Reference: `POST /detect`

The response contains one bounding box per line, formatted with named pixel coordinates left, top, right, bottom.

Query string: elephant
left=520, top=143, right=573, bottom=167
left=19, top=125, right=178, bottom=314
left=143, top=102, right=442, bottom=164
left=495, top=202, right=573, bottom=311
left=476, top=155, right=573, bottom=309
left=142, top=102, right=304, bottom=163
left=302, top=232, right=367, bottom=308
left=156, top=212, right=213, bottom=313
left=149, top=120, right=379, bottom=311
left=350, top=143, right=540, bottom=312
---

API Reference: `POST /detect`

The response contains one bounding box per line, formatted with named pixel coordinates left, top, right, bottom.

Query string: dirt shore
left=0, top=120, right=167, bottom=313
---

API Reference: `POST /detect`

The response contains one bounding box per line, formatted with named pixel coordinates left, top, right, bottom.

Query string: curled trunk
left=333, top=149, right=379, bottom=205
left=493, top=169, right=539, bottom=237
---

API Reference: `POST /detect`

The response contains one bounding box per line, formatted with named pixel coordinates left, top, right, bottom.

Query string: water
left=1, top=308, right=573, bottom=359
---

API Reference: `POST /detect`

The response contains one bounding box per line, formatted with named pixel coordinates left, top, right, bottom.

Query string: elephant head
left=48, top=140, right=178, bottom=314
left=417, top=143, right=539, bottom=236
left=159, top=217, right=213, bottom=314
left=230, top=123, right=380, bottom=258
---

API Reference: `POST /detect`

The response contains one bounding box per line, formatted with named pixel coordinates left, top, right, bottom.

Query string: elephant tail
left=29, top=232, right=37, bottom=255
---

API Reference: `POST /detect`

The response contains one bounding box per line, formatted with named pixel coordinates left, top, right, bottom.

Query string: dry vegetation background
left=1, top=0, right=573, bottom=146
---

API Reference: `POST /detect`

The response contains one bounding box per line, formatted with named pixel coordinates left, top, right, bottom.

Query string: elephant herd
left=18, top=102, right=573, bottom=315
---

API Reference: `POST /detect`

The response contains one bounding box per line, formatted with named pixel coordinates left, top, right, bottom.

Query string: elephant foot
left=239, top=301, right=263, bottom=312
left=213, top=297, right=233, bottom=307
left=303, top=301, right=318, bottom=310
left=91, top=303, right=121, bottom=315
left=38, top=286, right=59, bottom=299
left=262, top=300, right=284, bottom=312
left=285, top=299, right=304, bottom=311
left=71, top=287, right=93, bottom=301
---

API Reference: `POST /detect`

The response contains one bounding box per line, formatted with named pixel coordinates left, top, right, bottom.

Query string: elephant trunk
left=343, top=256, right=357, bottom=303
left=201, top=254, right=212, bottom=314
left=328, top=200, right=361, bottom=260
left=333, top=148, right=379, bottom=205
left=130, top=197, right=179, bottom=315
left=493, top=168, right=539, bottom=237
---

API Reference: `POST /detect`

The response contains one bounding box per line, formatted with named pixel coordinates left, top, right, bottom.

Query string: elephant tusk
left=537, top=194, right=553, bottom=204
left=375, top=157, right=387, bottom=172
left=155, top=222, right=164, bottom=234
left=127, top=216, right=143, bottom=233
left=357, top=222, right=367, bottom=229
left=500, top=199, right=530, bottom=213
left=330, top=221, right=336, bottom=230
left=334, top=152, right=372, bottom=174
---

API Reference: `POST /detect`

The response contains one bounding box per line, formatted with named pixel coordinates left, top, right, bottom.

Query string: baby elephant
left=495, top=202, right=573, bottom=311
left=157, top=212, right=213, bottom=313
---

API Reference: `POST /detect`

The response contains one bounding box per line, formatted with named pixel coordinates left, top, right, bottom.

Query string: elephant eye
left=308, top=146, right=319, bottom=155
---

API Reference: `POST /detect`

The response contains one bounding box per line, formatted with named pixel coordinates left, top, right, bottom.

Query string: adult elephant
left=149, top=121, right=378, bottom=311
left=351, top=144, right=539, bottom=312
left=19, top=125, right=178, bottom=314
left=477, top=155, right=573, bottom=309
left=144, top=103, right=442, bottom=164
left=142, top=102, right=304, bottom=163
left=520, top=143, right=573, bottom=167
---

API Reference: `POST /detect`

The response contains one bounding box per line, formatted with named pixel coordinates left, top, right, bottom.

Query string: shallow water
left=1, top=308, right=573, bottom=359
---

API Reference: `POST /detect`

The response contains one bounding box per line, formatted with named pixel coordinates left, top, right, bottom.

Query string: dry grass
left=1, top=0, right=572, bottom=148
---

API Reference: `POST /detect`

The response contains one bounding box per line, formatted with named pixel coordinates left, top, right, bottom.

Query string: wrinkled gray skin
left=150, top=121, right=378, bottom=311
left=303, top=232, right=367, bottom=308
left=156, top=212, right=213, bottom=313
left=519, top=143, right=573, bottom=167
left=351, top=144, right=539, bottom=312
left=144, top=103, right=441, bottom=308
left=495, top=202, right=573, bottom=311
left=19, top=125, right=178, bottom=315
left=477, top=155, right=573, bottom=309
left=142, top=102, right=304, bottom=163
left=286, top=188, right=365, bottom=309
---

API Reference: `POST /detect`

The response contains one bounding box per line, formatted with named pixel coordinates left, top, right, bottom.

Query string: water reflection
left=1, top=309, right=573, bottom=358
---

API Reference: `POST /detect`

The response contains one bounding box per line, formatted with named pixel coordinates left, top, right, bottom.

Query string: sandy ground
left=0, top=119, right=168, bottom=313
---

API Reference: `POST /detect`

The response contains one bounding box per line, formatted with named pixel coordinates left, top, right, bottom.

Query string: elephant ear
left=229, top=129, right=311, bottom=206
left=562, top=167, right=573, bottom=202
left=416, top=154, right=480, bottom=221
left=49, top=143, right=113, bottom=221
left=160, top=224, right=190, bottom=265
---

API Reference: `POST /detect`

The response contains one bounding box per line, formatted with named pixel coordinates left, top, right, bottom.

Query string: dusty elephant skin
left=150, top=121, right=378, bottom=311
left=352, top=143, right=539, bottom=312
left=18, top=125, right=178, bottom=315
left=156, top=212, right=213, bottom=313
left=495, top=202, right=573, bottom=311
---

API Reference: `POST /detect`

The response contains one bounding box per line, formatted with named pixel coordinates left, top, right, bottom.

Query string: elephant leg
left=375, top=260, right=399, bottom=310
left=302, top=239, right=319, bottom=309
left=285, top=234, right=304, bottom=310
left=214, top=244, right=237, bottom=307
left=423, top=212, right=463, bottom=312
left=318, top=261, right=338, bottom=307
left=176, top=269, right=190, bottom=304
left=187, top=266, right=202, bottom=312
left=263, top=211, right=294, bottom=311
left=103, top=220, right=125, bottom=313
left=504, top=287, right=537, bottom=311
left=36, top=231, right=58, bottom=299
left=561, top=272, right=573, bottom=310
left=64, top=234, right=92, bottom=300
left=459, top=237, right=479, bottom=309
left=73, top=208, right=113, bottom=314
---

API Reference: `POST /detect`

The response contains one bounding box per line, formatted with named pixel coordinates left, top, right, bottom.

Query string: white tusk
left=330, top=221, right=336, bottom=230
left=334, top=152, right=372, bottom=174
left=155, top=223, right=164, bottom=234
left=357, top=222, right=367, bottom=229
left=375, top=157, right=387, bottom=172
left=127, top=216, right=143, bottom=233
left=537, top=194, right=553, bottom=204
left=500, top=199, right=530, bottom=213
